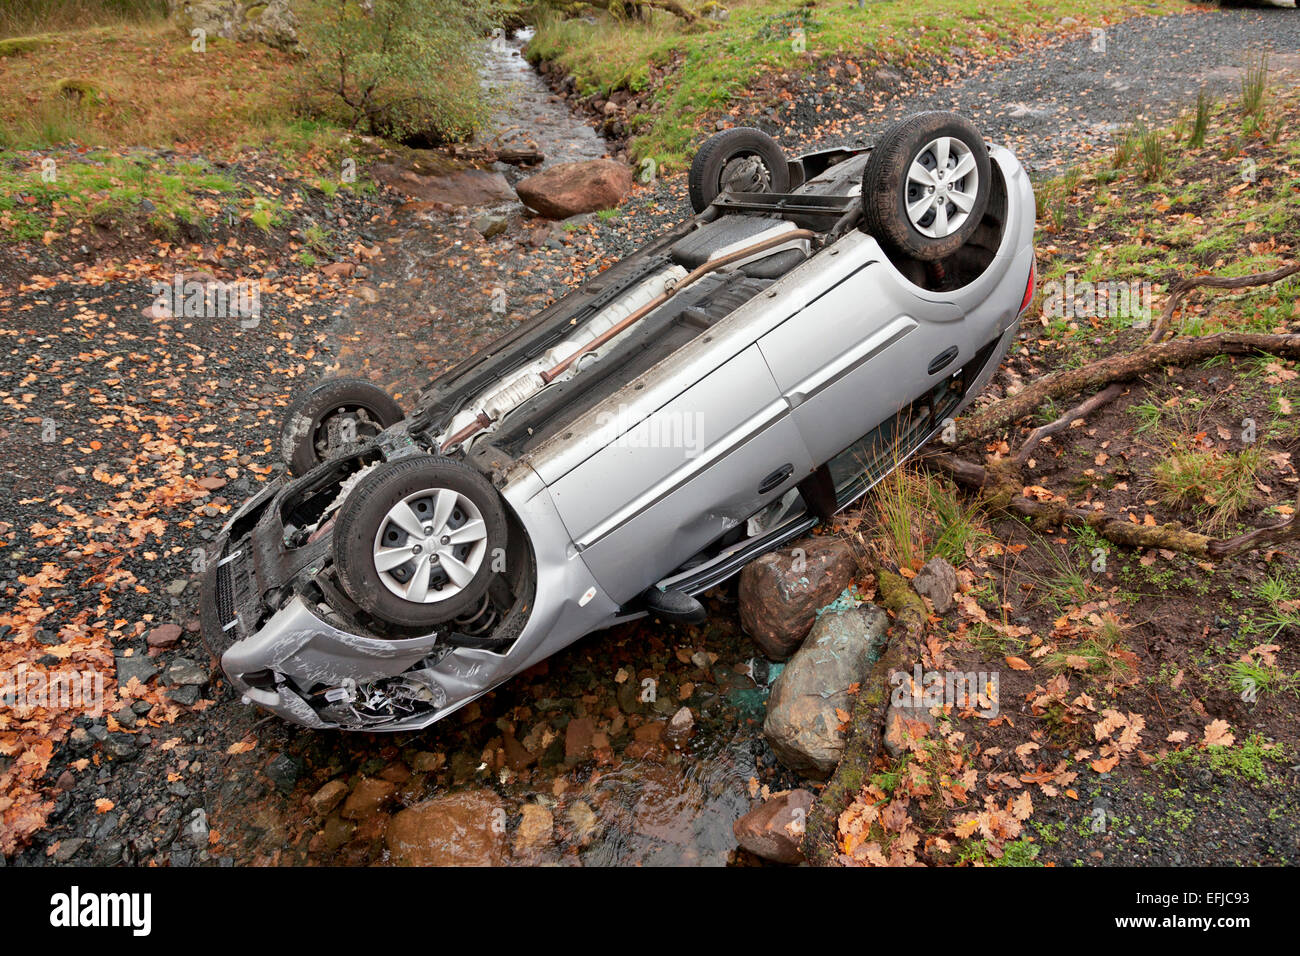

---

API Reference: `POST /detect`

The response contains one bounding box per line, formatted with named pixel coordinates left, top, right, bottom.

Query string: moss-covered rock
left=52, top=79, right=103, bottom=106
left=166, top=0, right=300, bottom=52
left=0, top=35, right=54, bottom=57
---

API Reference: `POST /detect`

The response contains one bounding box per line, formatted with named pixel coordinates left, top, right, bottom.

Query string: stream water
left=475, top=27, right=609, bottom=171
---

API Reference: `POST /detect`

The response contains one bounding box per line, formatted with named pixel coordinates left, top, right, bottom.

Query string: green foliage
left=1137, top=125, right=1166, bottom=182
left=0, top=149, right=236, bottom=239
left=1240, top=51, right=1268, bottom=122
left=1188, top=88, right=1213, bottom=148
left=298, top=0, right=494, bottom=144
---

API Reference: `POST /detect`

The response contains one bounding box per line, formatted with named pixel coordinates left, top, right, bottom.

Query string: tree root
left=1013, top=382, right=1126, bottom=466
left=926, top=453, right=1299, bottom=559
left=1148, top=262, right=1300, bottom=344
left=954, top=331, right=1300, bottom=448
left=801, top=569, right=927, bottom=866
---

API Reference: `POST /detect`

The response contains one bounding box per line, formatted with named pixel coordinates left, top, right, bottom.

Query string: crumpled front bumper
left=198, top=478, right=441, bottom=729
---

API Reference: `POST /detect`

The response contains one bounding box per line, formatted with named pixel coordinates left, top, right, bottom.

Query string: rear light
left=1018, top=257, right=1036, bottom=316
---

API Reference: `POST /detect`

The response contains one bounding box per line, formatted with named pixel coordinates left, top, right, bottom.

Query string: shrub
left=298, top=0, right=495, bottom=146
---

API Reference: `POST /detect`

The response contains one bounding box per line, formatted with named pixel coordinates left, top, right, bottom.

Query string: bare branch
left=1013, top=382, right=1126, bottom=466
left=954, top=332, right=1300, bottom=448
left=1148, top=262, right=1300, bottom=344
left=925, top=453, right=1299, bottom=560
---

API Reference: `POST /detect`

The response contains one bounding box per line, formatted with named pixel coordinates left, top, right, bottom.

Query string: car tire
left=333, top=455, right=507, bottom=629
left=688, top=127, right=790, bottom=214
left=861, top=111, right=992, bottom=262
left=280, top=377, right=404, bottom=475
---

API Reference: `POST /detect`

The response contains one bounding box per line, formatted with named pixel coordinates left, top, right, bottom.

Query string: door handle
left=928, top=345, right=959, bottom=376
left=758, top=463, right=794, bottom=495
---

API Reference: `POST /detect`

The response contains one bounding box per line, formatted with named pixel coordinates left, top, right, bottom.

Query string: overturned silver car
left=200, top=111, right=1036, bottom=730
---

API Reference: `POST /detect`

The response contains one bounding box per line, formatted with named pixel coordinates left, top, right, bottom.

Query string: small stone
left=473, top=213, right=508, bottom=238
left=103, top=733, right=138, bottom=761
left=341, top=777, right=397, bottom=820
left=503, top=734, right=537, bottom=771
left=165, top=682, right=197, bottom=705
left=410, top=751, right=444, bottom=773
left=321, top=261, right=355, bottom=279
left=115, top=654, right=158, bottom=688
left=565, top=800, right=599, bottom=845
left=665, top=706, right=694, bottom=743
left=54, top=838, right=87, bottom=863
left=515, top=803, right=554, bottom=853
left=911, top=556, right=959, bottom=614
left=387, top=790, right=507, bottom=866
left=165, top=579, right=189, bottom=597
left=265, top=753, right=300, bottom=793
left=733, top=789, right=814, bottom=864
left=564, top=717, right=595, bottom=762
left=147, top=623, right=183, bottom=649
left=309, top=780, right=350, bottom=816
left=166, top=658, right=209, bottom=687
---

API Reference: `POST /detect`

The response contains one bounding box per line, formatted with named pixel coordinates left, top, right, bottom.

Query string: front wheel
left=333, top=456, right=508, bottom=629
left=861, top=111, right=992, bottom=262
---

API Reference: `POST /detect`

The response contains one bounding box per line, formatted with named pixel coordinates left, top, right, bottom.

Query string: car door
left=757, top=256, right=962, bottom=466
left=546, top=344, right=815, bottom=604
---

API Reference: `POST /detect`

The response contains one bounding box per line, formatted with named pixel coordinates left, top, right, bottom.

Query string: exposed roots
left=926, top=453, right=1300, bottom=560
left=954, top=331, right=1300, bottom=449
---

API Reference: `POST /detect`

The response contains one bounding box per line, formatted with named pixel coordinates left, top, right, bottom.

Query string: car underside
left=202, top=113, right=1036, bottom=730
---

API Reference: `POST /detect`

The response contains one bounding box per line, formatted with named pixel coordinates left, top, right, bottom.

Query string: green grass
left=528, top=0, right=1188, bottom=171
left=1241, top=51, right=1269, bottom=122
left=869, top=465, right=988, bottom=569
left=1155, top=733, right=1286, bottom=786
left=1043, top=613, right=1134, bottom=679
left=1128, top=399, right=1166, bottom=435
left=1241, top=575, right=1300, bottom=641
left=0, top=0, right=165, bottom=37
left=1152, top=446, right=1263, bottom=531
left=1189, top=88, right=1213, bottom=148
left=0, top=149, right=238, bottom=239
left=1137, top=125, right=1167, bottom=182
left=1025, top=540, right=1098, bottom=616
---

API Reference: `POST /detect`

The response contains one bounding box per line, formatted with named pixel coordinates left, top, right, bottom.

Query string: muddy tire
left=280, top=377, right=404, bottom=475
left=333, top=456, right=507, bottom=629
left=861, top=111, right=991, bottom=262
left=688, top=127, right=790, bottom=213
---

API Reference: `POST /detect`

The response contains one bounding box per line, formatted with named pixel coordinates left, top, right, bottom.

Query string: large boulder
left=739, top=537, right=858, bottom=660
left=732, top=789, right=814, bottom=864
left=386, top=790, right=507, bottom=866
left=168, top=1, right=300, bottom=52
left=515, top=160, right=632, bottom=219
left=763, top=604, right=888, bottom=778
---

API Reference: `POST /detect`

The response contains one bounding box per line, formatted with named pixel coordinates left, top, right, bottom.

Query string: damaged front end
left=198, top=445, right=544, bottom=731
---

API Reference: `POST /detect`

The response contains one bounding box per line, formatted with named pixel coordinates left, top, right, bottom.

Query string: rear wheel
left=280, top=377, right=404, bottom=475
left=861, top=111, right=991, bottom=262
left=688, top=127, right=790, bottom=214
left=333, top=456, right=507, bottom=629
